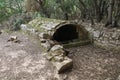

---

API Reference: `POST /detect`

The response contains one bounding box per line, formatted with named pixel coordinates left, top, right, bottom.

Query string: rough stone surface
left=43, top=53, right=53, bottom=61
left=27, top=28, right=38, bottom=34
left=53, top=57, right=73, bottom=74
left=28, top=17, right=90, bottom=41
left=54, top=56, right=64, bottom=62
left=8, top=36, right=17, bottom=42
left=41, top=41, right=51, bottom=50
left=50, top=45, right=63, bottom=52
left=54, top=73, right=68, bottom=80
left=40, top=39, right=47, bottom=43
left=20, top=24, right=28, bottom=31
left=51, top=49, right=65, bottom=57
left=39, top=33, right=51, bottom=39
left=82, top=22, right=120, bottom=51
left=93, top=30, right=100, bottom=38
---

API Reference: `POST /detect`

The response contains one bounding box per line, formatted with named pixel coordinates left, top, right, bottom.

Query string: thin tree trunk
left=105, top=0, right=114, bottom=27
left=111, top=0, right=120, bottom=27
left=93, top=0, right=103, bottom=22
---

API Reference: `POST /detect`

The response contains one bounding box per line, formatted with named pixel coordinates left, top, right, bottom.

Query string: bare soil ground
left=0, top=32, right=56, bottom=80
left=0, top=31, right=120, bottom=80
left=66, top=45, right=120, bottom=80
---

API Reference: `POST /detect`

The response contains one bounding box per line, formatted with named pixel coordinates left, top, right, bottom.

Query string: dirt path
left=0, top=31, right=120, bottom=80
left=0, top=32, right=56, bottom=80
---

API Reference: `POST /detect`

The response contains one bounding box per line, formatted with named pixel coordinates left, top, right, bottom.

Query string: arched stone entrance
left=27, top=18, right=91, bottom=46
left=53, top=24, right=79, bottom=42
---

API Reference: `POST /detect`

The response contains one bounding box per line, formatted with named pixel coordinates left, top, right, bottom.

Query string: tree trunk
left=105, top=0, right=114, bottom=27
left=93, top=0, right=103, bottom=22
left=111, top=0, right=120, bottom=27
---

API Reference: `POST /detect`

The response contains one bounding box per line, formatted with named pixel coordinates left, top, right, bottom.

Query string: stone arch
left=52, top=23, right=89, bottom=42
left=53, top=24, right=78, bottom=42
left=27, top=18, right=91, bottom=45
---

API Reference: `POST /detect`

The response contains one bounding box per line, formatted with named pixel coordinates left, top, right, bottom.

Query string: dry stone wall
left=82, top=22, right=120, bottom=52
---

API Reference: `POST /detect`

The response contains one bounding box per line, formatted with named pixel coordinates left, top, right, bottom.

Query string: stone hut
left=21, top=17, right=91, bottom=73
left=28, top=17, right=91, bottom=47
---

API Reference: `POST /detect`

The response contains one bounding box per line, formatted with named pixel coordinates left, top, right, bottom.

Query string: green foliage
left=39, top=0, right=79, bottom=19
left=0, top=0, right=24, bottom=22
left=0, top=0, right=119, bottom=27
left=0, top=0, right=7, bottom=21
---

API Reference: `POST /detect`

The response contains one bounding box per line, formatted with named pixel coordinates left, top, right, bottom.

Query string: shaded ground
left=66, top=45, right=120, bottom=80
left=0, top=31, right=120, bottom=80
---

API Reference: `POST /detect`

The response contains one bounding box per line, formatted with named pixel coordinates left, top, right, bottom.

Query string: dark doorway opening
left=53, top=24, right=78, bottom=42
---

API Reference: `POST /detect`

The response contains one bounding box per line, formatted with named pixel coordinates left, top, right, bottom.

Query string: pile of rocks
left=39, top=34, right=73, bottom=73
